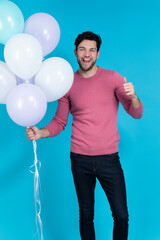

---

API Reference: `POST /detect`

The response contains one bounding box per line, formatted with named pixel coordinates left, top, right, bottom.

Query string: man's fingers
left=27, top=133, right=35, bottom=140
left=123, top=80, right=136, bottom=98
left=26, top=128, right=36, bottom=139
left=28, top=137, right=35, bottom=141
left=123, top=82, right=132, bottom=87
left=26, top=126, right=38, bottom=141
left=26, top=130, right=34, bottom=136
left=123, top=86, right=131, bottom=91
left=28, top=132, right=34, bottom=137
left=123, top=83, right=134, bottom=92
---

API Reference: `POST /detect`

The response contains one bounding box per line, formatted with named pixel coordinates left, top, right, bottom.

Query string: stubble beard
left=78, top=59, right=96, bottom=72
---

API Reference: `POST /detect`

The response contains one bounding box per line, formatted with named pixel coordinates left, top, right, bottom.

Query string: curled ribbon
left=30, top=140, right=44, bottom=240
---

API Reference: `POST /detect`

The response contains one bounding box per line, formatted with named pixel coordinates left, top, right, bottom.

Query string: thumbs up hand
left=123, top=77, right=137, bottom=99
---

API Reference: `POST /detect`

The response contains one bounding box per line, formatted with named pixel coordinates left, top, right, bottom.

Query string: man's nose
left=84, top=50, right=90, bottom=57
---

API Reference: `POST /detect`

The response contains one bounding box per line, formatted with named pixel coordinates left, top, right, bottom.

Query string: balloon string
left=30, top=140, right=44, bottom=240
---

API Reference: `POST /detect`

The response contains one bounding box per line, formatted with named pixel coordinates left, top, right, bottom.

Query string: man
left=26, top=31, right=143, bottom=240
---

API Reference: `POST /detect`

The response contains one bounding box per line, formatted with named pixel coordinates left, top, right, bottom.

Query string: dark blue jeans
left=70, top=152, right=129, bottom=240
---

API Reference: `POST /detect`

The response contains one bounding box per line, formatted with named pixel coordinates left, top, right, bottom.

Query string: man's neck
left=78, top=66, right=98, bottom=78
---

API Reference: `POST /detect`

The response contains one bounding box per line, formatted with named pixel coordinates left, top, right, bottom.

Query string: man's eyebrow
left=78, top=47, right=97, bottom=50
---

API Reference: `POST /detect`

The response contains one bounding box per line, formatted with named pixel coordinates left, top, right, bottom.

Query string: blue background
left=0, top=0, right=160, bottom=239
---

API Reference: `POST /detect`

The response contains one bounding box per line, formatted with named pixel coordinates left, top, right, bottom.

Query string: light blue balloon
left=0, top=1, right=24, bottom=45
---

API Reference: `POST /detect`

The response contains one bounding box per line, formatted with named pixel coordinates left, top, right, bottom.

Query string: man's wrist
left=40, top=128, right=50, bottom=138
left=130, top=92, right=138, bottom=99
left=131, top=94, right=141, bottom=108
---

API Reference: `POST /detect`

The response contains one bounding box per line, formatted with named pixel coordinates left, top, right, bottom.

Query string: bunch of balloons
left=0, top=0, right=74, bottom=128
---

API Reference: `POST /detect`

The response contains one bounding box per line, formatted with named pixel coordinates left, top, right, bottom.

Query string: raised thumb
left=124, top=77, right=127, bottom=83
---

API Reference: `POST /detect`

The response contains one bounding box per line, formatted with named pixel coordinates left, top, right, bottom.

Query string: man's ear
left=74, top=49, right=77, bottom=57
left=97, top=51, right=100, bottom=59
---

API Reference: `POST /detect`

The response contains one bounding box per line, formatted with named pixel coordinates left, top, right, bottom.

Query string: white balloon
left=35, top=57, right=74, bottom=102
left=0, top=61, right=17, bottom=104
left=4, top=33, right=43, bottom=80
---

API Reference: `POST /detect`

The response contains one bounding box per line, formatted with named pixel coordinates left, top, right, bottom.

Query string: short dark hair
left=74, top=31, right=102, bottom=52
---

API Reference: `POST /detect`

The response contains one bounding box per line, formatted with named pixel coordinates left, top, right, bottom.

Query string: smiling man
left=26, top=31, right=143, bottom=240
left=75, top=39, right=100, bottom=75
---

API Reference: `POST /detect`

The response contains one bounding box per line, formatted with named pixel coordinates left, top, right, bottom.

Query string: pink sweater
left=45, top=67, right=143, bottom=155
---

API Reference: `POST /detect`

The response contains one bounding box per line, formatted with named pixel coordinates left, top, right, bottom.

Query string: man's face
left=74, top=40, right=100, bottom=72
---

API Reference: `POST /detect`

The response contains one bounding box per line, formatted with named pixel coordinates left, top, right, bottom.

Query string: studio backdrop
left=0, top=0, right=159, bottom=239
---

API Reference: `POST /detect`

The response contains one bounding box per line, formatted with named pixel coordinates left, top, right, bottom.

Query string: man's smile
left=82, top=59, right=91, bottom=64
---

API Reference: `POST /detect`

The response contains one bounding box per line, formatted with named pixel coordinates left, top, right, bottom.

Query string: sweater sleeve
left=113, top=71, right=143, bottom=119
left=45, top=93, right=70, bottom=137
